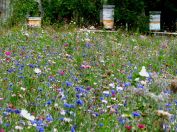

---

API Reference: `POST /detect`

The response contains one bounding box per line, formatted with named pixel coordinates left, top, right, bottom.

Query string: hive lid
left=27, top=17, right=41, bottom=20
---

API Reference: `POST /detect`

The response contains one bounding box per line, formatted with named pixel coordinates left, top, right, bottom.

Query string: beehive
left=27, top=17, right=41, bottom=27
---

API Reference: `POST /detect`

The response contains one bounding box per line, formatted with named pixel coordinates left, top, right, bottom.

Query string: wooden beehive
left=27, top=17, right=41, bottom=27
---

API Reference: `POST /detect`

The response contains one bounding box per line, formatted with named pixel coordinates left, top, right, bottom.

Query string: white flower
left=15, top=126, right=23, bottom=130
left=139, top=66, right=149, bottom=77
left=101, top=100, right=108, bottom=104
left=116, top=86, right=123, bottom=91
left=109, top=83, right=115, bottom=88
left=20, top=109, right=35, bottom=121
left=103, top=91, right=109, bottom=95
left=23, top=31, right=29, bottom=37
left=156, top=110, right=172, bottom=118
left=140, top=80, right=147, bottom=85
left=85, top=38, right=90, bottom=42
left=135, top=78, right=140, bottom=82
left=20, top=87, right=26, bottom=91
left=63, top=118, right=72, bottom=122
left=54, top=103, right=58, bottom=107
left=60, top=110, right=66, bottom=115
left=111, top=98, right=117, bottom=100
left=34, top=68, right=41, bottom=74
left=53, top=128, right=58, bottom=132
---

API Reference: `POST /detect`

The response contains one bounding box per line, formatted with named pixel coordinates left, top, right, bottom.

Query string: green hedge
left=8, top=0, right=150, bottom=31
left=8, top=0, right=39, bottom=26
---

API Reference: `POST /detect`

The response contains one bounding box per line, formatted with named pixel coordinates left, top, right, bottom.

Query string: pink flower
left=64, top=43, right=69, bottom=47
left=0, top=128, right=5, bottom=132
left=81, top=64, right=91, bottom=69
left=59, top=70, right=65, bottom=76
left=125, top=125, right=132, bottom=131
left=0, top=98, right=4, bottom=101
left=138, top=124, right=146, bottom=129
left=5, top=51, right=11, bottom=56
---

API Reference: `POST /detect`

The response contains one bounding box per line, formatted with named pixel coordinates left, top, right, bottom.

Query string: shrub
left=8, top=0, right=39, bottom=26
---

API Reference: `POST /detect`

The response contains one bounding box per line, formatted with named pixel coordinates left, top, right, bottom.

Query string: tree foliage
left=7, top=0, right=177, bottom=31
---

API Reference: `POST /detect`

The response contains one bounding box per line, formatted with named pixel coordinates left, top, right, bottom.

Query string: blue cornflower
left=137, top=83, right=144, bottom=88
left=18, top=64, right=24, bottom=71
left=5, top=123, right=10, bottom=127
left=118, top=117, right=126, bottom=125
left=36, top=125, right=45, bottom=132
left=29, top=64, right=35, bottom=68
left=127, top=75, right=132, bottom=80
left=99, top=123, right=104, bottom=127
left=9, top=83, right=13, bottom=87
left=46, top=114, right=53, bottom=122
left=76, top=94, right=81, bottom=99
left=71, top=125, right=76, bottom=132
left=14, top=109, right=21, bottom=114
left=85, top=42, right=92, bottom=48
left=7, top=68, right=15, bottom=73
left=3, top=112, right=9, bottom=116
left=166, top=103, right=172, bottom=107
left=76, top=99, right=84, bottom=106
left=38, top=87, right=43, bottom=92
left=94, top=112, right=99, bottom=117
left=8, top=88, right=13, bottom=91
left=6, top=108, right=13, bottom=113
left=46, top=100, right=52, bottom=105
left=132, top=112, right=141, bottom=117
left=124, top=82, right=131, bottom=87
left=174, top=100, right=177, bottom=105
left=100, top=97, right=104, bottom=100
left=64, top=103, right=75, bottom=108
left=48, top=76, right=55, bottom=82
left=75, top=86, right=86, bottom=93
left=37, top=120, right=44, bottom=126
left=18, top=76, right=25, bottom=79
left=111, top=90, right=116, bottom=94
left=66, top=81, right=73, bottom=87
left=59, top=117, right=64, bottom=121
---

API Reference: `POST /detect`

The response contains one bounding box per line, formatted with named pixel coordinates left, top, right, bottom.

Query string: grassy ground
left=0, top=27, right=176, bottom=132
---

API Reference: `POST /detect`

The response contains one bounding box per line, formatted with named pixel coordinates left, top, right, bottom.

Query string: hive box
left=149, top=11, right=161, bottom=31
left=27, top=17, right=41, bottom=28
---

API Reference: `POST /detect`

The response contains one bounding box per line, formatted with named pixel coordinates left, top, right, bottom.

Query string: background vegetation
left=2, top=0, right=177, bottom=31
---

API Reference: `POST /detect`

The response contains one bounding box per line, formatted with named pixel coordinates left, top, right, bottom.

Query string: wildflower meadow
left=0, top=27, right=176, bottom=132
